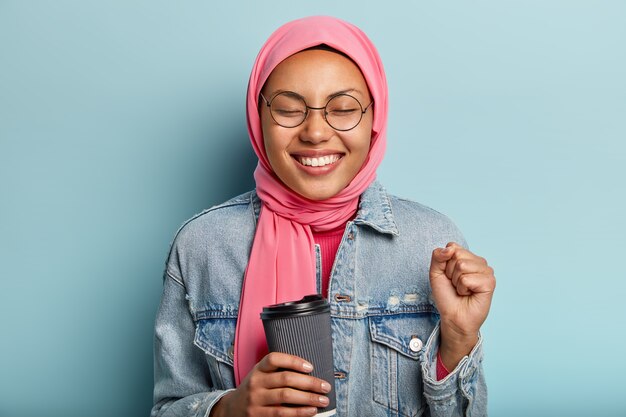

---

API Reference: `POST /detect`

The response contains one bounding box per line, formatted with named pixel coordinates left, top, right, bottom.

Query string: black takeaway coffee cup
left=261, top=294, right=336, bottom=416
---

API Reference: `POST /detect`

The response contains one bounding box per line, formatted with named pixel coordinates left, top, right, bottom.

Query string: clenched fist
left=429, top=242, right=496, bottom=370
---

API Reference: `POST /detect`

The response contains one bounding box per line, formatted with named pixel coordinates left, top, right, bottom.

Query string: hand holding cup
left=211, top=352, right=331, bottom=417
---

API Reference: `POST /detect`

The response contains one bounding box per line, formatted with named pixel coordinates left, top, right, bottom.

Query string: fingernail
left=302, top=362, right=313, bottom=371
left=321, top=381, right=331, bottom=392
left=441, top=247, right=449, bottom=254
left=319, top=396, right=329, bottom=405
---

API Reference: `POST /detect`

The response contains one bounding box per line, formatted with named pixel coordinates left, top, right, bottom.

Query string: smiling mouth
left=294, top=154, right=343, bottom=167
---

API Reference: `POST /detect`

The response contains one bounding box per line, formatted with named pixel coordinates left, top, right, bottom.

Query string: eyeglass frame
left=259, top=91, right=374, bottom=132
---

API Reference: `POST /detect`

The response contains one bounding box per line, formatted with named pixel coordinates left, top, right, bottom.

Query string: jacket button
left=334, top=294, right=351, bottom=302
left=227, top=345, right=234, bottom=359
left=409, top=336, right=423, bottom=352
left=347, top=232, right=355, bottom=240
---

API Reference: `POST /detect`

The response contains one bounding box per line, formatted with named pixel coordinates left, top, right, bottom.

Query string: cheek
left=263, top=135, right=280, bottom=169
left=356, top=142, right=371, bottom=170
left=352, top=127, right=373, bottom=160
left=349, top=130, right=373, bottom=173
left=260, top=112, right=272, bottom=148
left=261, top=115, right=282, bottom=164
left=262, top=128, right=293, bottom=175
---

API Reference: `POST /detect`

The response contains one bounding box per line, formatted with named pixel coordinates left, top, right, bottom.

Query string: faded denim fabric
left=151, top=181, right=488, bottom=417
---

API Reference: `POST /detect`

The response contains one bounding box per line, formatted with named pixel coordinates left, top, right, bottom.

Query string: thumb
left=429, top=247, right=457, bottom=311
left=430, top=247, right=454, bottom=277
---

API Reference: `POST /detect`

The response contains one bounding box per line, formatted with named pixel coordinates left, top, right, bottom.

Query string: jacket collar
left=352, top=181, right=399, bottom=236
left=250, top=180, right=399, bottom=236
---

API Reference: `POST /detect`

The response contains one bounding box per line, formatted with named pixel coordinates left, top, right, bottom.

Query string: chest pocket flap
left=368, top=313, right=437, bottom=360
left=194, top=317, right=237, bottom=367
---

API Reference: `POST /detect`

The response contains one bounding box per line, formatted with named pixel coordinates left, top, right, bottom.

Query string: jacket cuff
left=203, top=389, right=236, bottom=417
left=421, top=322, right=484, bottom=404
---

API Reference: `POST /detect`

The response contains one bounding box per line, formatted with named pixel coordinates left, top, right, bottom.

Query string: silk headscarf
left=234, top=15, right=388, bottom=385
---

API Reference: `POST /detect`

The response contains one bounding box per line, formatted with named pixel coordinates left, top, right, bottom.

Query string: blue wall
left=1, top=1, right=624, bottom=416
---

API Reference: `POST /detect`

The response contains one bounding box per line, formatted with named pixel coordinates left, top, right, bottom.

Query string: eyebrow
left=268, top=88, right=362, bottom=101
left=325, top=88, right=358, bottom=99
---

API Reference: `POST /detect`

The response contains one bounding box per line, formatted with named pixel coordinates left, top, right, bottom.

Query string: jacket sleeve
left=420, top=323, right=488, bottom=417
left=151, top=268, right=234, bottom=417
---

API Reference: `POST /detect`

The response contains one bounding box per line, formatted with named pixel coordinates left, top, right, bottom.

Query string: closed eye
left=329, top=108, right=359, bottom=115
left=275, top=109, right=305, bottom=116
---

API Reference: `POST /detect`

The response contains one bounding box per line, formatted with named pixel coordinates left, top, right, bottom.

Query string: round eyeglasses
left=260, top=91, right=374, bottom=131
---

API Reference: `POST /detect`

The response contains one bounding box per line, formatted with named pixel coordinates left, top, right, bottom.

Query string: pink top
left=312, top=227, right=345, bottom=296
left=436, top=351, right=451, bottom=380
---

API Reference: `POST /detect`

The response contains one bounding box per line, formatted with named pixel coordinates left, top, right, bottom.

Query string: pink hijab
left=234, top=15, right=388, bottom=385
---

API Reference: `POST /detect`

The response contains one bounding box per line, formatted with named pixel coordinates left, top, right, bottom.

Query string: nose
left=299, top=108, right=333, bottom=144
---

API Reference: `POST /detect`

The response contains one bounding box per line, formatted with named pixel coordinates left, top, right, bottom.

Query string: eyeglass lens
left=269, top=92, right=366, bottom=131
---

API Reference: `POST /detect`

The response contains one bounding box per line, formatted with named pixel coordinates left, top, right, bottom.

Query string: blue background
left=1, top=1, right=625, bottom=416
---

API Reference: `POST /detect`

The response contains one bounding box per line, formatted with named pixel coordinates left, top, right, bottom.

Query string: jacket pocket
left=194, top=317, right=237, bottom=390
left=369, top=313, right=437, bottom=417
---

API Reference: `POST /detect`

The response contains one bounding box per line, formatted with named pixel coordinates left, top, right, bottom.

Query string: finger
left=444, top=256, right=456, bottom=282
left=260, top=405, right=318, bottom=417
left=451, top=258, right=491, bottom=288
left=257, top=352, right=313, bottom=374
left=446, top=241, right=465, bottom=250
left=430, top=246, right=456, bottom=276
left=265, top=387, right=330, bottom=409
left=444, top=246, right=480, bottom=280
left=455, top=273, right=496, bottom=296
left=265, top=371, right=331, bottom=393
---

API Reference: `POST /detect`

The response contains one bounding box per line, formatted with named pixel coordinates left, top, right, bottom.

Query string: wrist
left=209, top=393, right=231, bottom=417
left=208, top=401, right=221, bottom=417
left=439, top=324, right=479, bottom=371
left=440, top=320, right=478, bottom=347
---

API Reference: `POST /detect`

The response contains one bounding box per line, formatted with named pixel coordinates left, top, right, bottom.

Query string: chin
left=295, top=184, right=343, bottom=201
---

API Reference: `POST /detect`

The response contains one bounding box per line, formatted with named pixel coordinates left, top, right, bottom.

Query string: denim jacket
left=151, top=181, right=487, bottom=417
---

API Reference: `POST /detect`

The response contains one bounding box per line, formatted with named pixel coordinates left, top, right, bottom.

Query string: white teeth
left=298, top=155, right=340, bottom=167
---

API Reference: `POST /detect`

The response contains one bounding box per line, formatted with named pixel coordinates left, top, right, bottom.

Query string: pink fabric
left=436, top=350, right=451, bottom=380
left=234, top=15, right=388, bottom=386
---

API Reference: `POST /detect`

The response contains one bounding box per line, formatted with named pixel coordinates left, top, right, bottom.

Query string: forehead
left=263, top=49, right=369, bottom=97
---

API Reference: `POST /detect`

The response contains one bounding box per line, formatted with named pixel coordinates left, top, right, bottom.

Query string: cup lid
left=260, top=294, right=330, bottom=319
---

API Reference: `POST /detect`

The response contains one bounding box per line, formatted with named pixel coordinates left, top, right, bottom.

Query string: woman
left=152, top=16, right=495, bottom=417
